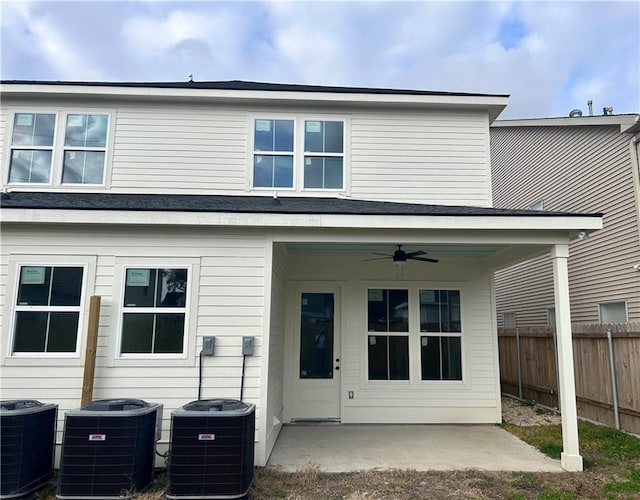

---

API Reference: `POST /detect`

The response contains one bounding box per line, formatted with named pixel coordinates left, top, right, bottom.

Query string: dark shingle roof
left=0, top=192, right=600, bottom=218
left=0, top=80, right=508, bottom=99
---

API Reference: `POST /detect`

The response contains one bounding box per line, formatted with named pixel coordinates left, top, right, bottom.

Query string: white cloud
left=1, top=2, right=103, bottom=80
left=1, top=1, right=637, bottom=118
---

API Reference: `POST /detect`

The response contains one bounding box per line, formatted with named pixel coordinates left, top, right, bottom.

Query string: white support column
left=551, top=244, right=583, bottom=471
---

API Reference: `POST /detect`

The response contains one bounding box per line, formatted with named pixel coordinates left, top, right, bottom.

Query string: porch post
left=551, top=244, right=583, bottom=472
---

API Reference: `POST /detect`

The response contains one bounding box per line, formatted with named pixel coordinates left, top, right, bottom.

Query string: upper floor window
left=7, top=111, right=111, bottom=186
left=252, top=117, right=345, bottom=190
left=12, top=265, right=85, bottom=353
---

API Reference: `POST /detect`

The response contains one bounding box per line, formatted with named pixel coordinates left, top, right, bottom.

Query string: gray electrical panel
left=242, top=336, right=254, bottom=356
left=202, top=336, right=215, bottom=356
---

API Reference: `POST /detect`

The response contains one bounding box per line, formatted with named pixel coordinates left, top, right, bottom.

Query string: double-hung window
left=7, top=111, right=110, bottom=186
left=419, top=290, right=462, bottom=381
left=303, top=120, right=344, bottom=189
left=120, top=268, right=188, bottom=355
left=12, top=265, right=84, bottom=353
left=8, top=113, right=56, bottom=183
left=252, top=117, right=345, bottom=190
left=367, top=288, right=409, bottom=380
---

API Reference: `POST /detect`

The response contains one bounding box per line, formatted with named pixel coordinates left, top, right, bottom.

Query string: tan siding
left=351, top=110, right=491, bottom=206
left=492, top=124, right=640, bottom=325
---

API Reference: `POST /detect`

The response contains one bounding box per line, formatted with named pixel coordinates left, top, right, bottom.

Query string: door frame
left=283, top=282, right=343, bottom=423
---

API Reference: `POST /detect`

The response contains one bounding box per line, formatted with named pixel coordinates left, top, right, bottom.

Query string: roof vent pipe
left=603, top=106, right=613, bottom=116
left=587, top=100, right=593, bottom=116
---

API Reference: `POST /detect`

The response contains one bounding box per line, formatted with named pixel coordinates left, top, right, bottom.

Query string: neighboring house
left=0, top=81, right=602, bottom=471
left=491, top=114, right=640, bottom=327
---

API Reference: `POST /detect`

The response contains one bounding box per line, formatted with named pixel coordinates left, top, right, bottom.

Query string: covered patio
left=267, top=424, right=562, bottom=472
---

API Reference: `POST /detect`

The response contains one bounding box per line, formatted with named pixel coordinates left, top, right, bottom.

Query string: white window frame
left=248, top=114, right=348, bottom=193
left=115, top=262, right=195, bottom=360
left=503, top=312, right=516, bottom=329
left=365, top=287, right=411, bottom=382
left=418, top=289, right=463, bottom=382
left=4, top=255, right=96, bottom=362
left=4, top=108, right=115, bottom=189
left=547, top=307, right=556, bottom=326
left=598, top=301, right=628, bottom=324
left=362, top=284, right=466, bottom=385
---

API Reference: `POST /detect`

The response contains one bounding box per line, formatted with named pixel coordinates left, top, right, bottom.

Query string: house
left=491, top=113, right=640, bottom=327
left=0, top=80, right=602, bottom=472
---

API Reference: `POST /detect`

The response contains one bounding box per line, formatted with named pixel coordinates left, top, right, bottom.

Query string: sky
left=1, top=0, right=638, bottom=120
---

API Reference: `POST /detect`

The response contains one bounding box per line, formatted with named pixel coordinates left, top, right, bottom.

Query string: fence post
left=552, top=327, right=560, bottom=411
left=606, top=328, right=620, bottom=429
left=516, top=327, right=523, bottom=399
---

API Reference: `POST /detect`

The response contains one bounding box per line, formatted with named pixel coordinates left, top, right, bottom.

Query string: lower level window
left=421, top=336, right=462, bottom=380
left=368, top=335, right=409, bottom=380
left=13, top=266, right=84, bottom=353
left=121, top=268, right=187, bottom=354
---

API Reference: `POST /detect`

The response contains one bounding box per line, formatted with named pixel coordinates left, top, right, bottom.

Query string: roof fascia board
left=493, top=114, right=640, bottom=133
left=1, top=83, right=508, bottom=120
left=0, top=208, right=603, bottom=232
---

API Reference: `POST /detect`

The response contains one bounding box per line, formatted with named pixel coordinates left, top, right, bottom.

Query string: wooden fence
left=498, top=323, right=640, bottom=435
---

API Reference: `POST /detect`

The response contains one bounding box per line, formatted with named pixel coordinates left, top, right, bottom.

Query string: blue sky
left=1, top=1, right=638, bottom=119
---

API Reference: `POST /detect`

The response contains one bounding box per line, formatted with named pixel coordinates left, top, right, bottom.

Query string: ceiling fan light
left=395, top=260, right=405, bottom=266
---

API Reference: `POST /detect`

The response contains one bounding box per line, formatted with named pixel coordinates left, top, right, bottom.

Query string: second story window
left=252, top=117, right=345, bottom=191
left=253, top=119, right=294, bottom=188
left=304, top=121, right=344, bottom=189
left=7, top=110, right=111, bottom=187
left=62, top=114, right=109, bottom=184
left=8, top=113, right=56, bottom=184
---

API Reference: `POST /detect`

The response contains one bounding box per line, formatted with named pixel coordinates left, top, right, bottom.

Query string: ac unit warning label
left=198, top=434, right=215, bottom=441
left=89, top=434, right=106, bottom=441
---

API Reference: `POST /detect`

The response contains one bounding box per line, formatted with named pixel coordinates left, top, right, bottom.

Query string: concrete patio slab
left=267, top=424, right=563, bottom=472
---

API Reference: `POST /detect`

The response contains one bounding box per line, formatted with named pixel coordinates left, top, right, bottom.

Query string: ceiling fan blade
left=405, top=250, right=427, bottom=258
left=370, top=253, right=393, bottom=257
left=408, top=256, right=439, bottom=263
left=363, top=256, right=393, bottom=262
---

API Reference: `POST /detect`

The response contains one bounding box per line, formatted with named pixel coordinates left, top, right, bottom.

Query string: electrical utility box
left=202, top=336, right=215, bottom=356
left=242, top=337, right=254, bottom=356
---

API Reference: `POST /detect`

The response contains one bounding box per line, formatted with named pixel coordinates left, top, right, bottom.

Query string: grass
left=28, top=411, right=640, bottom=499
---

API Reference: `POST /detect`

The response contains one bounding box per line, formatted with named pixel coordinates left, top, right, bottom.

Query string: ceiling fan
left=364, top=245, right=439, bottom=265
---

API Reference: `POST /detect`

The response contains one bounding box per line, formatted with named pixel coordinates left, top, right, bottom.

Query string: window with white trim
left=599, top=302, right=628, bottom=324
left=252, top=117, right=345, bottom=190
left=7, top=111, right=111, bottom=186
left=12, top=265, right=84, bottom=353
left=120, top=268, right=188, bottom=354
left=419, top=290, right=462, bottom=381
left=367, top=288, right=409, bottom=380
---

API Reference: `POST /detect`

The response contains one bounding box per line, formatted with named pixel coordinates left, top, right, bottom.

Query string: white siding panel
left=264, top=243, right=287, bottom=459
left=492, top=125, right=640, bottom=325
left=0, top=225, right=268, bottom=455
left=350, top=110, right=491, bottom=206
left=286, top=253, right=500, bottom=424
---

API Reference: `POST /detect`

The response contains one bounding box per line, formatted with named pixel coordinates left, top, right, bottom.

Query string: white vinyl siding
left=350, top=110, right=491, bottom=206
left=285, top=253, right=500, bottom=424
left=2, top=98, right=492, bottom=206
left=493, top=124, right=640, bottom=324
left=0, top=225, right=268, bottom=460
left=264, top=242, right=287, bottom=456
